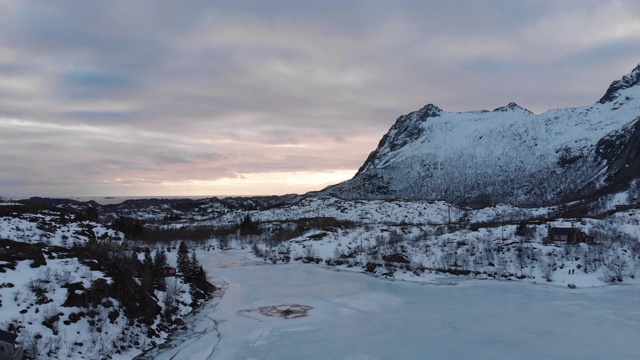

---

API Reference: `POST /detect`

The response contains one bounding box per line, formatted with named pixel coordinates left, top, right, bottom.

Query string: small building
left=546, top=227, right=594, bottom=245
left=0, top=329, right=23, bottom=360
left=162, top=266, right=177, bottom=277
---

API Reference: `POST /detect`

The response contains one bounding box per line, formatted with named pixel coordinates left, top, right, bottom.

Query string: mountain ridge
left=319, top=64, right=640, bottom=207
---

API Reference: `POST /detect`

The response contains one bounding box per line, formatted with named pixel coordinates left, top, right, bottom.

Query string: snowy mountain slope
left=321, top=64, right=640, bottom=207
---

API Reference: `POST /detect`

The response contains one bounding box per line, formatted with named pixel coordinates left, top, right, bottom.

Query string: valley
left=1, top=191, right=639, bottom=358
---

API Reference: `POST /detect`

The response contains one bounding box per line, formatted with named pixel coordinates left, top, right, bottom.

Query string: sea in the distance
left=70, top=195, right=241, bottom=205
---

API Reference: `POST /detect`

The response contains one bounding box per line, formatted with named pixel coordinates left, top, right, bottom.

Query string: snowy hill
left=0, top=203, right=213, bottom=359
left=321, top=64, right=640, bottom=207
left=248, top=200, right=640, bottom=288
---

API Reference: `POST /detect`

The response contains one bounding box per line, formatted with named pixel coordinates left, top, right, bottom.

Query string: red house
left=162, top=266, right=176, bottom=277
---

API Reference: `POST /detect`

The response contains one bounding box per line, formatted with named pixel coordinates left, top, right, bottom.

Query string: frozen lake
left=154, top=250, right=640, bottom=360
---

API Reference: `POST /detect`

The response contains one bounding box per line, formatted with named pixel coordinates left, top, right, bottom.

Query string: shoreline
left=133, top=277, right=229, bottom=360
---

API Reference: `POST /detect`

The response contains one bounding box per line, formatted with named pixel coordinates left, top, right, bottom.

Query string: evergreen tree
left=141, top=249, right=153, bottom=294
left=516, top=221, right=528, bottom=237
left=239, top=214, right=261, bottom=235
left=143, top=249, right=153, bottom=271
left=189, top=265, right=214, bottom=306
left=194, top=266, right=210, bottom=291
left=177, top=241, right=189, bottom=275
left=153, top=249, right=168, bottom=269
left=187, top=250, right=200, bottom=280
left=153, top=249, right=168, bottom=291
left=113, top=216, right=145, bottom=239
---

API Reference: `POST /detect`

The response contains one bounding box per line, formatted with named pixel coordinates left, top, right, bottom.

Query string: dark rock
left=382, top=253, right=410, bottom=264
left=364, top=262, right=382, bottom=273
left=598, top=64, right=640, bottom=104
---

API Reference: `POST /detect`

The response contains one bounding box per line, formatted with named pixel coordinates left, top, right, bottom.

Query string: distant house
left=162, top=266, right=176, bottom=277
left=546, top=227, right=594, bottom=245
left=0, top=329, right=23, bottom=360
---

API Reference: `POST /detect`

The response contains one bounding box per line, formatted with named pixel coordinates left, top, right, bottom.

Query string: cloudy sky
left=1, top=0, right=640, bottom=198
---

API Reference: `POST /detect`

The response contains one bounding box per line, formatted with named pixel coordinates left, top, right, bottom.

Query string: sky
left=1, top=0, right=640, bottom=198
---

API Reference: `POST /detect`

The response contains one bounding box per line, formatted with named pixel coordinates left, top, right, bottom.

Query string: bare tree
left=481, top=244, right=495, bottom=266
left=540, top=259, right=555, bottom=282
left=457, top=251, right=471, bottom=271
left=604, top=255, right=628, bottom=282
left=496, top=256, right=509, bottom=275
left=20, top=329, right=41, bottom=359
left=163, top=277, right=182, bottom=317
left=438, top=250, right=455, bottom=270
left=218, top=235, right=230, bottom=250
left=516, top=246, right=528, bottom=277
left=581, top=245, right=599, bottom=273
left=628, top=259, right=637, bottom=279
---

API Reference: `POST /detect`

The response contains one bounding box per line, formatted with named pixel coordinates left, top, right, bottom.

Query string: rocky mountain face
left=321, top=65, right=640, bottom=207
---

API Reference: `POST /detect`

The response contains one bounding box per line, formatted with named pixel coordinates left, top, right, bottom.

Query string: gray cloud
left=1, top=0, right=640, bottom=197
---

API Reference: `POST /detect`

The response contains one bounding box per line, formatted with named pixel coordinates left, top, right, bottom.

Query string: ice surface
left=153, top=250, right=640, bottom=360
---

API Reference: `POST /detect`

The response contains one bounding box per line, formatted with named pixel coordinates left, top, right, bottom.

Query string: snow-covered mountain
left=321, top=65, right=640, bottom=207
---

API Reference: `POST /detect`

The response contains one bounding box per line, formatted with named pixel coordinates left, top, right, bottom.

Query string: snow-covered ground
left=153, top=249, right=640, bottom=360
left=0, top=214, right=123, bottom=246
left=2, top=197, right=638, bottom=359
